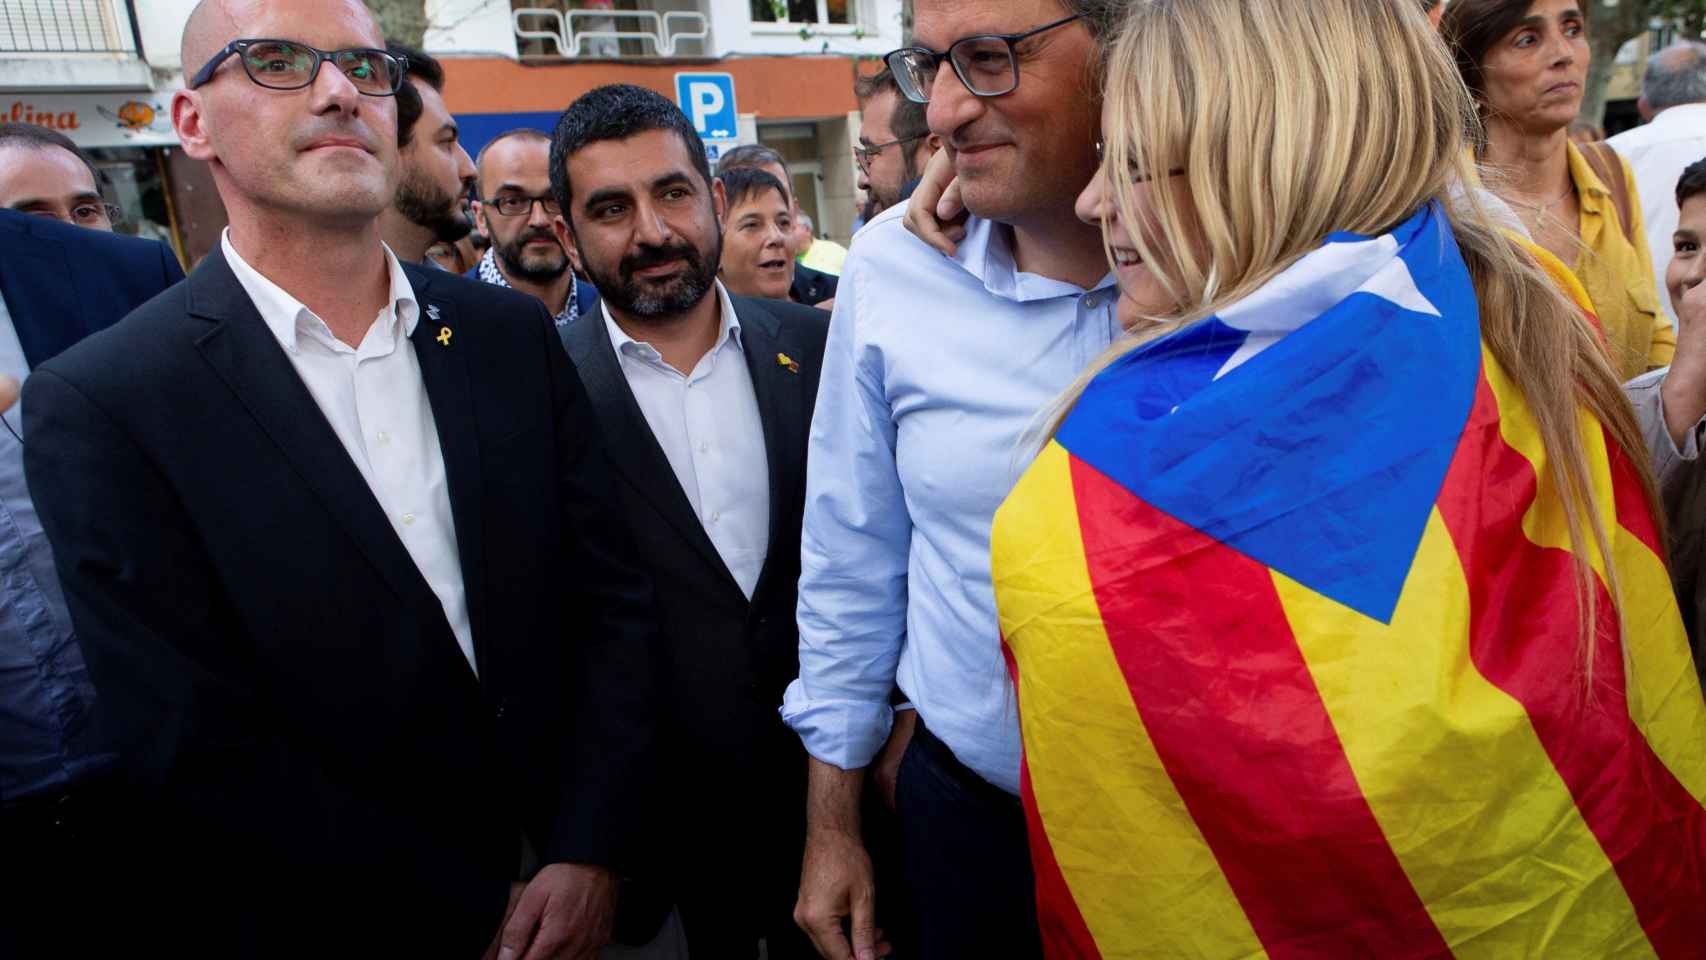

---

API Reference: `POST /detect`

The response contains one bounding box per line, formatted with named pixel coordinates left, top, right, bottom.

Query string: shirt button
left=710, top=511, right=721, bottom=524
left=699, top=441, right=710, bottom=454
left=376, top=431, right=390, bottom=446
left=402, top=513, right=417, bottom=526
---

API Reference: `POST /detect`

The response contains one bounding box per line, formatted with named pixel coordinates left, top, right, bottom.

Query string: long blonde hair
left=1057, top=0, right=1661, bottom=671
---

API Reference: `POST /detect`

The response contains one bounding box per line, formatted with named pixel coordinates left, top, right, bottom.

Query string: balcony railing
left=514, top=6, right=709, bottom=58
left=0, top=0, right=142, bottom=55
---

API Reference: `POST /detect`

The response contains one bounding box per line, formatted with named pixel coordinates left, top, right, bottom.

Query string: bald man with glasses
left=19, top=2, right=661, bottom=957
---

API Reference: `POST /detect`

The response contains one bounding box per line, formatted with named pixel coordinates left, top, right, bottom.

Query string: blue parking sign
left=674, top=72, right=738, bottom=141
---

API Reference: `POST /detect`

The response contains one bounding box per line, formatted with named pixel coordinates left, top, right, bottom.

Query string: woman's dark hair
left=716, top=168, right=789, bottom=210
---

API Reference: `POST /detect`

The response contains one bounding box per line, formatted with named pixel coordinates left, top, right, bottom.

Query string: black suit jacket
left=22, top=247, right=660, bottom=957
left=564, top=296, right=829, bottom=939
left=0, top=209, right=184, bottom=368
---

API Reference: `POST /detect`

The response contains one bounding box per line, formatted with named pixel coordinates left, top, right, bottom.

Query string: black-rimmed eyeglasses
left=854, top=134, right=928, bottom=170
left=189, top=39, right=407, bottom=97
left=883, top=14, right=1083, bottom=105
left=481, top=194, right=562, bottom=218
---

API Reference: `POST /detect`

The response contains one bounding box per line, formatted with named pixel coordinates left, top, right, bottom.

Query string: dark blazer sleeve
left=156, top=239, right=187, bottom=287
left=21, top=364, right=395, bottom=891
left=535, top=314, right=662, bottom=871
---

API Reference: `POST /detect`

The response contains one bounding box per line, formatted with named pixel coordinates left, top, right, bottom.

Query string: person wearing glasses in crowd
left=471, top=127, right=599, bottom=335
left=782, top=3, right=1120, bottom=959
left=19, top=1, right=662, bottom=957
left=852, top=68, right=940, bottom=223
left=375, top=42, right=477, bottom=267
left=0, top=122, right=121, bottom=232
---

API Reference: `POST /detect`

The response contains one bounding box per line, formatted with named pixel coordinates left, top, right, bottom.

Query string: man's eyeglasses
left=189, top=39, right=407, bottom=96
left=854, top=134, right=929, bottom=171
left=481, top=194, right=562, bottom=218
left=1093, top=139, right=1185, bottom=185
left=883, top=14, right=1083, bottom=105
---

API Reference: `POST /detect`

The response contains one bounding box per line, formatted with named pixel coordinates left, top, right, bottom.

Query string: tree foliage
left=365, top=0, right=429, bottom=49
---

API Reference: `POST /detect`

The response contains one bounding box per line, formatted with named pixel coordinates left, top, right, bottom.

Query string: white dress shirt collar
left=221, top=228, right=421, bottom=354
left=601, top=281, right=743, bottom=369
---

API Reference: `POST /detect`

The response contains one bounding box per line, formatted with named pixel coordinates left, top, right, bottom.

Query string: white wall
left=708, top=0, right=903, bottom=58
left=424, top=0, right=518, bottom=58
left=137, top=0, right=199, bottom=72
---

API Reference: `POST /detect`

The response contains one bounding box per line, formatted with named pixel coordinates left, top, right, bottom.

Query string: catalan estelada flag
left=992, top=203, right=1706, bottom=958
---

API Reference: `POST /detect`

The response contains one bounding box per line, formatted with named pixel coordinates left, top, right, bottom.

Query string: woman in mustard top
left=1444, top=0, right=1674, bottom=380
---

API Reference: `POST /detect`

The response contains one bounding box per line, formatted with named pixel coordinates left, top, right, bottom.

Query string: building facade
left=1, top=0, right=892, bottom=262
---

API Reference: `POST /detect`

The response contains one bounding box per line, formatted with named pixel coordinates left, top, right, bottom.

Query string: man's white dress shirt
left=602, top=283, right=770, bottom=599
left=1609, top=102, right=1706, bottom=328
left=222, top=231, right=475, bottom=673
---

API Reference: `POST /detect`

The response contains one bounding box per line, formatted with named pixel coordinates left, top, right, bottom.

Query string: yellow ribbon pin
left=436, top=326, right=452, bottom=347
left=777, top=352, right=800, bottom=374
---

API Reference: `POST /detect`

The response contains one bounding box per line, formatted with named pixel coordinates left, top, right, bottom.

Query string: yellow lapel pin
left=436, top=326, right=453, bottom=347
left=777, top=352, right=800, bottom=374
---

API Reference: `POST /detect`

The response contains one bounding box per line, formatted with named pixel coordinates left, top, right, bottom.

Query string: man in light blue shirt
left=781, top=2, right=1123, bottom=958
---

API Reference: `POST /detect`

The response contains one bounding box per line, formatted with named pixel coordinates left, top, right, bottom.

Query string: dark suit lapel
left=0, top=220, right=87, bottom=367
left=565, top=312, right=745, bottom=600
left=188, top=248, right=445, bottom=612
left=406, top=269, right=491, bottom=676
left=734, top=299, right=800, bottom=599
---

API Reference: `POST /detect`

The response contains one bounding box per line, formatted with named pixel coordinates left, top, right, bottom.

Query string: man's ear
left=712, top=177, right=727, bottom=228
left=552, top=214, right=584, bottom=274
left=172, top=90, right=217, bottom=163
left=1637, top=96, right=1655, bottom=124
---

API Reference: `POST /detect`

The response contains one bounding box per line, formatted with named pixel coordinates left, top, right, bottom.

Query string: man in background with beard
left=550, top=83, right=831, bottom=959
left=471, top=128, right=598, bottom=332
left=377, top=43, right=476, bottom=266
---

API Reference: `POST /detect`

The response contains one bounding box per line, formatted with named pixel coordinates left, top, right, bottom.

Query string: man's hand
left=795, top=758, right=893, bottom=960
left=495, top=863, right=617, bottom=960
left=871, top=709, right=916, bottom=812
left=1663, top=279, right=1706, bottom=449
left=796, top=826, right=887, bottom=960
left=0, top=375, right=18, bottom=416
left=903, top=148, right=966, bottom=257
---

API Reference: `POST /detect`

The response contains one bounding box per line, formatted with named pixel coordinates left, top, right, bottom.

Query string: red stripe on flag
left=1435, top=373, right=1706, bottom=957
left=1003, top=643, right=1105, bottom=960
left=1067, top=457, right=1452, bottom=959
left=1605, top=432, right=1664, bottom=560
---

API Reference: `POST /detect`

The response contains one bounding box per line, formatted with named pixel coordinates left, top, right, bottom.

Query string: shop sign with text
left=4, top=92, right=180, bottom=148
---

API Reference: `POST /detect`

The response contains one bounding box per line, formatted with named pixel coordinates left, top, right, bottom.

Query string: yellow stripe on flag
left=995, top=442, right=1267, bottom=960
left=1272, top=511, right=1655, bottom=958
left=1482, top=348, right=1706, bottom=802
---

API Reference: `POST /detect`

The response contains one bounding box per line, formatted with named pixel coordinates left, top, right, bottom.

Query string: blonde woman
left=1444, top=0, right=1674, bottom=380
left=989, top=0, right=1706, bottom=956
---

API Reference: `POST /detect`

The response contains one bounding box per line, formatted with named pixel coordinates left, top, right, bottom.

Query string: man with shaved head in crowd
left=19, top=1, right=661, bottom=956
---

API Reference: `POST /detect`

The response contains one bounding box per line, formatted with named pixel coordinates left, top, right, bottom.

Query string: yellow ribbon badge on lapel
left=777, top=352, right=800, bottom=374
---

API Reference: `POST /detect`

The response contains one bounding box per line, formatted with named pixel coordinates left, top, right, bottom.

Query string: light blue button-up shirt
left=781, top=205, right=1118, bottom=795
left=0, top=289, right=115, bottom=801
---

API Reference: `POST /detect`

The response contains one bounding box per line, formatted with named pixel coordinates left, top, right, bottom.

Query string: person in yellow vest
left=793, top=212, right=847, bottom=276
left=1443, top=0, right=1674, bottom=381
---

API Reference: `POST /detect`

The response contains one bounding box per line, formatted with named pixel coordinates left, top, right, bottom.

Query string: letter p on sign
left=673, top=72, right=738, bottom=141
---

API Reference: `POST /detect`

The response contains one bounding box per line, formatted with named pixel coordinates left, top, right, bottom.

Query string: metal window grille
left=0, top=0, right=142, bottom=55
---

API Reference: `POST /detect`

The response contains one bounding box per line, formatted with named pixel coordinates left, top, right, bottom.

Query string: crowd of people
left=2, top=0, right=1705, bottom=957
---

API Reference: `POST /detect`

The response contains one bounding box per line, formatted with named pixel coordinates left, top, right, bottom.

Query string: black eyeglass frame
left=882, top=13, right=1084, bottom=105
left=188, top=38, right=407, bottom=96
left=479, top=194, right=563, bottom=218
left=853, top=133, right=929, bottom=169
